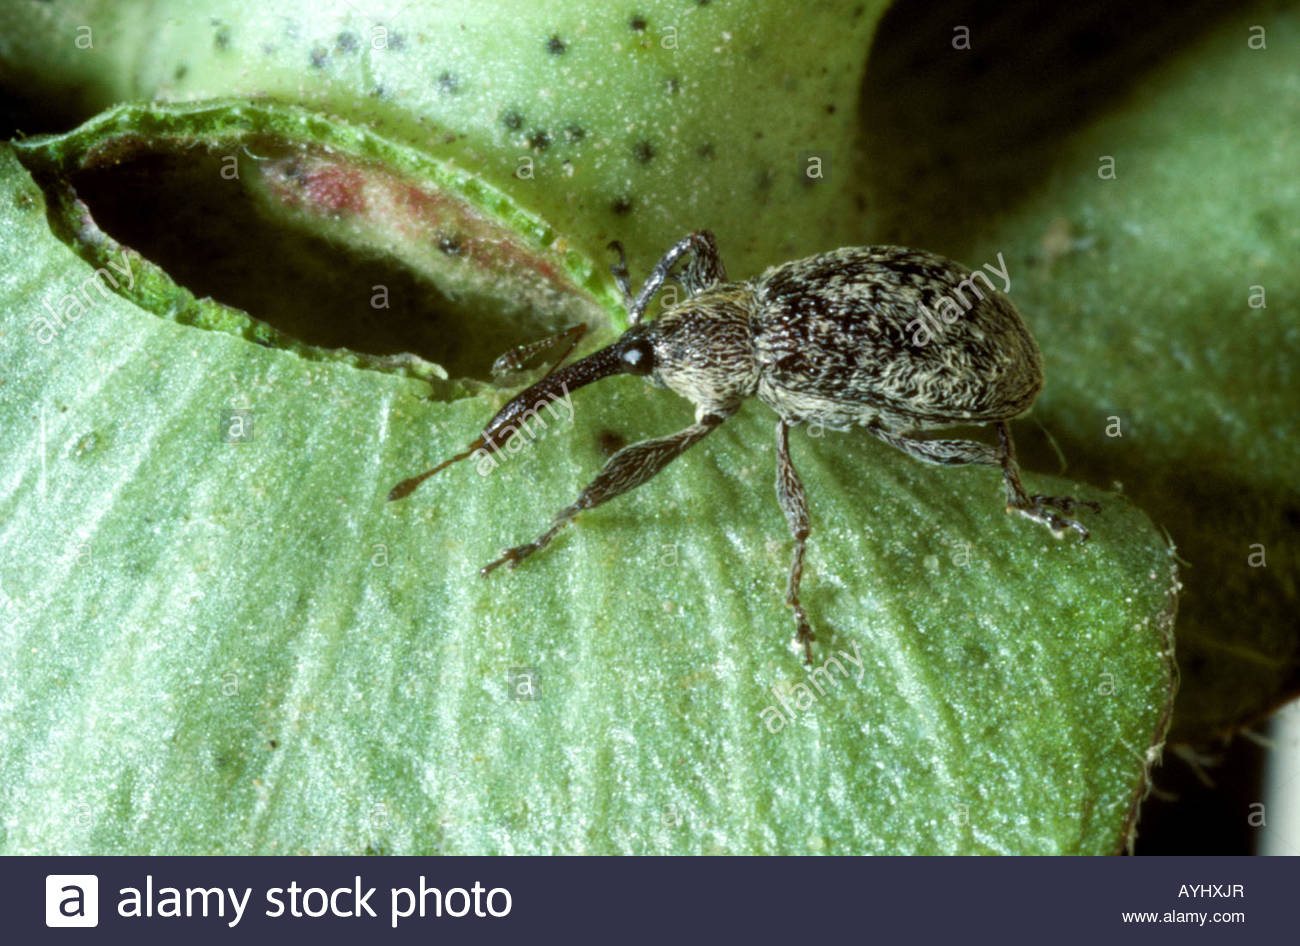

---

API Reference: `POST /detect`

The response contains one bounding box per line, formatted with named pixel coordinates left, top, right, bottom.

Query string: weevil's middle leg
left=866, top=423, right=1098, bottom=540
left=776, top=421, right=815, bottom=664
left=482, top=411, right=733, bottom=576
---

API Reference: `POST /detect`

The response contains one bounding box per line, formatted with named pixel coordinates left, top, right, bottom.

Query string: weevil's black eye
left=619, top=337, right=656, bottom=375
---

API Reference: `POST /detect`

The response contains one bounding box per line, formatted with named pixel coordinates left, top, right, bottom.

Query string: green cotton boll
left=0, top=0, right=888, bottom=288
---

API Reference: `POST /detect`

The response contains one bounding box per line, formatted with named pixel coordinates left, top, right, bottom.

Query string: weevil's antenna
left=387, top=324, right=591, bottom=502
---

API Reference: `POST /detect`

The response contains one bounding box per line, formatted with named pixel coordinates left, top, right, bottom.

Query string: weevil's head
left=631, top=286, right=761, bottom=415
left=476, top=294, right=760, bottom=453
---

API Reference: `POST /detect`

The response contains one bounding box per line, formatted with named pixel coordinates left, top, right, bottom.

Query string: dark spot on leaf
left=389, top=32, right=406, bottom=51
left=611, top=195, right=634, bottom=216
left=438, top=71, right=460, bottom=94
left=437, top=233, right=464, bottom=256
left=597, top=430, right=627, bottom=456
left=565, top=124, right=585, bottom=141
left=309, top=46, right=329, bottom=69
left=174, top=64, right=188, bottom=80
left=632, top=140, right=655, bottom=164
left=1284, top=506, right=1300, bottom=530
left=1254, top=208, right=1281, bottom=238
left=665, top=76, right=680, bottom=95
left=213, top=749, right=242, bottom=774
left=825, top=103, right=837, bottom=114
left=630, top=15, right=648, bottom=32
left=268, top=740, right=279, bottom=749
left=698, top=143, right=715, bottom=159
left=756, top=168, right=773, bottom=191
left=336, top=31, right=359, bottom=52
left=502, top=110, right=524, bottom=131
left=213, top=22, right=231, bottom=50
left=528, top=129, right=552, bottom=151
left=547, top=34, right=567, bottom=55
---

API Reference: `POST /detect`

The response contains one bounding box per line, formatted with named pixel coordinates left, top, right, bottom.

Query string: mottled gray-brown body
left=389, top=230, right=1098, bottom=662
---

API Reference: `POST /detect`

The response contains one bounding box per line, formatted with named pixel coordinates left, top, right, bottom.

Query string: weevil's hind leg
left=866, top=423, right=1098, bottom=540
left=995, top=423, right=1099, bottom=539
left=618, top=230, right=726, bottom=325
left=481, top=411, right=733, bottom=576
left=776, top=421, right=815, bottom=664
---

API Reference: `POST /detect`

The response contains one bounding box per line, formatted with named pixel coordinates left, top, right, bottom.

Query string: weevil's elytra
left=389, top=230, right=1099, bottom=663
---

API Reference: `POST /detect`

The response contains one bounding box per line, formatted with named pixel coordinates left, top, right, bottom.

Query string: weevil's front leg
left=995, top=423, right=1099, bottom=540
left=775, top=421, right=816, bottom=664
left=616, top=230, right=727, bottom=325
left=481, top=410, right=733, bottom=576
left=678, top=230, right=727, bottom=296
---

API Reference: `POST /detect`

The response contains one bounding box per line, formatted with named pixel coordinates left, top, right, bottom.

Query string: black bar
left=6, top=856, right=1292, bottom=944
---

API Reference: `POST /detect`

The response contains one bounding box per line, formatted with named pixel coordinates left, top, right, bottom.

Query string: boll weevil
left=389, top=230, right=1099, bottom=662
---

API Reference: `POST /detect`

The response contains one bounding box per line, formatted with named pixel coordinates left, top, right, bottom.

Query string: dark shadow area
left=0, top=80, right=101, bottom=142
left=1134, top=737, right=1270, bottom=854
left=861, top=0, right=1251, bottom=250
left=65, top=150, right=551, bottom=380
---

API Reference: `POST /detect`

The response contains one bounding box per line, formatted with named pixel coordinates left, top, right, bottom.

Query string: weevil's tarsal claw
left=1006, top=496, right=1095, bottom=542
left=1031, top=494, right=1101, bottom=515
left=797, top=618, right=815, bottom=666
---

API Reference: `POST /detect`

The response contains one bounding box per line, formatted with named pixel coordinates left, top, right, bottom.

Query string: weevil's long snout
left=387, top=335, right=638, bottom=502
left=477, top=341, right=627, bottom=449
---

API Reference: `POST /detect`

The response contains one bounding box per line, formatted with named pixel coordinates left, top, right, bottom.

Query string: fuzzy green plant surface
left=0, top=136, right=1174, bottom=854
left=6, top=0, right=1292, bottom=854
